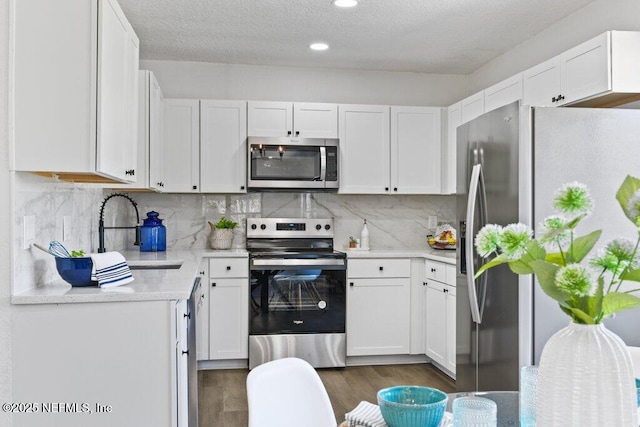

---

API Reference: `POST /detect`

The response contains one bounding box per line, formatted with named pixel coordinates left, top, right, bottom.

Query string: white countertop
left=12, top=250, right=203, bottom=305
left=12, top=247, right=454, bottom=305
left=345, top=248, right=456, bottom=264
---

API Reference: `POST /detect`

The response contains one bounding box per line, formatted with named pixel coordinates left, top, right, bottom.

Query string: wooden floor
left=198, top=363, right=455, bottom=426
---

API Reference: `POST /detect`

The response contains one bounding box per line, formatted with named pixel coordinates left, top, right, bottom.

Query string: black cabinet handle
left=552, top=96, right=557, bottom=103
left=199, top=271, right=205, bottom=275
left=287, top=131, right=292, bottom=136
left=295, top=131, right=300, bottom=136
left=423, top=282, right=427, bottom=286
left=226, top=266, right=231, bottom=270
left=444, top=288, right=449, bottom=293
left=431, top=268, right=436, bottom=272
left=182, top=350, right=189, bottom=356
left=241, top=186, right=245, bottom=190
left=125, top=169, right=135, bottom=176
left=212, top=282, right=217, bottom=287
left=379, top=266, right=384, bottom=271
left=193, top=185, right=197, bottom=190
left=184, top=312, right=191, bottom=319
left=385, top=187, right=389, bottom=191
left=393, top=187, right=398, bottom=192
left=350, top=282, right=354, bottom=287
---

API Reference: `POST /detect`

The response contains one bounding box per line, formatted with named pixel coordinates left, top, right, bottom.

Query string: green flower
left=590, top=238, right=639, bottom=272
left=475, top=224, right=503, bottom=257
left=555, top=264, right=593, bottom=297
left=626, top=190, right=640, bottom=226
left=498, top=223, right=533, bottom=261
left=538, top=215, right=570, bottom=247
left=553, top=182, right=593, bottom=216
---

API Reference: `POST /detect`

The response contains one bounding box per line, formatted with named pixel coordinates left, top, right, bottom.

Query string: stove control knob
left=325, top=224, right=331, bottom=230
left=251, top=224, right=257, bottom=230
left=316, top=224, right=322, bottom=230
left=260, top=224, right=266, bottom=230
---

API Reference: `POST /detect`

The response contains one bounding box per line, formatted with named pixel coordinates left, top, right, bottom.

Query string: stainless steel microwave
left=247, top=137, right=339, bottom=190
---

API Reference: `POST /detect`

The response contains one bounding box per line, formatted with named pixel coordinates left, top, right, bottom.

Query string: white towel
left=90, top=252, right=134, bottom=288
left=345, top=401, right=387, bottom=427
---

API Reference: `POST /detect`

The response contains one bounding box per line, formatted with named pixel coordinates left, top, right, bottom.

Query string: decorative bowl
left=377, top=385, right=448, bottom=427
left=55, top=257, right=97, bottom=287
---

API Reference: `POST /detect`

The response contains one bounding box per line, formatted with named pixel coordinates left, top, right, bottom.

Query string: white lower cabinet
left=208, top=257, right=249, bottom=360
left=424, top=260, right=456, bottom=377
left=12, top=300, right=185, bottom=427
left=347, top=258, right=411, bottom=356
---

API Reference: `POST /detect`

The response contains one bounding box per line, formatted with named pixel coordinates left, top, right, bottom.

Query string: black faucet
left=98, top=193, right=142, bottom=253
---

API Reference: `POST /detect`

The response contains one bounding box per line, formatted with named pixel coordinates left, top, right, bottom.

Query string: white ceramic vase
left=536, top=322, right=637, bottom=426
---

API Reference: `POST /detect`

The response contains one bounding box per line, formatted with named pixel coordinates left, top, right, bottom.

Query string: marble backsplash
left=13, top=172, right=455, bottom=292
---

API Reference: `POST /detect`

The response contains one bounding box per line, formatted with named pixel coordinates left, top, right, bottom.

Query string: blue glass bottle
left=140, top=211, right=166, bottom=252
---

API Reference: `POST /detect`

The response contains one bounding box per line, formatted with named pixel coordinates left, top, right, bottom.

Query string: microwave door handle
left=320, top=146, right=327, bottom=181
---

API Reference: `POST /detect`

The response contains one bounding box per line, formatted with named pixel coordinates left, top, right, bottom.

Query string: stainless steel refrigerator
left=456, top=100, right=640, bottom=392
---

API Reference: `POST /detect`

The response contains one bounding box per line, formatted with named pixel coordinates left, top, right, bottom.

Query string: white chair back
left=246, top=357, right=337, bottom=427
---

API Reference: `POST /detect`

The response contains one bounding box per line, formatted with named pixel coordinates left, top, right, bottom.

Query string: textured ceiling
left=118, top=0, right=597, bottom=74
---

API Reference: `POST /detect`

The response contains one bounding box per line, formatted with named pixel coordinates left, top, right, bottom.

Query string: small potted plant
left=208, top=217, right=238, bottom=250
left=349, top=236, right=358, bottom=248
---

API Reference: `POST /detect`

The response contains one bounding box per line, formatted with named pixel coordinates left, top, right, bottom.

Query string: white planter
left=209, top=228, right=234, bottom=250
left=536, top=322, right=637, bottom=426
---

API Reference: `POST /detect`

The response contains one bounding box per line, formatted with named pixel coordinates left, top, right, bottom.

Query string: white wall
left=468, top=0, right=640, bottom=92
left=0, top=0, right=12, bottom=423
left=140, top=59, right=468, bottom=107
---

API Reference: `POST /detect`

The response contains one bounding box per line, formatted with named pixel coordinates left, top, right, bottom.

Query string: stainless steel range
left=247, top=218, right=347, bottom=369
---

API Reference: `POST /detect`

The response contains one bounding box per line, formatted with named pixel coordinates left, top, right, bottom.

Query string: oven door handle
left=252, top=258, right=345, bottom=267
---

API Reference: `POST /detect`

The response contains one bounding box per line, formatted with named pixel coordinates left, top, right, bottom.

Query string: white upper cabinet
left=524, top=31, right=640, bottom=107
left=13, top=0, right=139, bottom=183
left=484, top=73, right=523, bottom=113
left=248, top=101, right=338, bottom=138
left=200, top=100, right=248, bottom=193
left=148, top=73, right=164, bottom=192
left=390, top=106, right=442, bottom=194
left=161, top=99, right=200, bottom=193
left=460, top=91, right=485, bottom=125
left=338, top=104, right=390, bottom=194
left=444, top=102, right=461, bottom=195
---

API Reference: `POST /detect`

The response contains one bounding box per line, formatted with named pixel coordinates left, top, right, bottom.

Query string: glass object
left=537, top=322, right=637, bottom=426
left=520, top=365, right=538, bottom=427
left=377, top=386, right=447, bottom=427
left=452, top=396, right=497, bottom=426
left=140, top=211, right=166, bottom=252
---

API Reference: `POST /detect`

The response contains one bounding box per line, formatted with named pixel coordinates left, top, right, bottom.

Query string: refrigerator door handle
left=466, top=163, right=484, bottom=324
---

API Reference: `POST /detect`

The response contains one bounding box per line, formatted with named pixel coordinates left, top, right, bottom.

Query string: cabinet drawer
left=348, top=259, right=410, bottom=278
left=425, top=261, right=456, bottom=286
left=209, top=257, right=248, bottom=278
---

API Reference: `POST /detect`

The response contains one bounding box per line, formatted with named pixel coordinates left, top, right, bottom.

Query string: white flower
left=553, top=182, right=593, bottom=217
left=475, top=224, right=503, bottom=257
left=498, top=223, right=533, bottom=261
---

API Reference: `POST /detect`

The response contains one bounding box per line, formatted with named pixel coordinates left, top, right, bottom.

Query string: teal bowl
left=55, top=257, right=97, bottom=287
left=377, top=386, right=448, bottom=427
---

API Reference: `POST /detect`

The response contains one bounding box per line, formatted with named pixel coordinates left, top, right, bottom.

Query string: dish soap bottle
left=360, top=219, right=370, bottom=250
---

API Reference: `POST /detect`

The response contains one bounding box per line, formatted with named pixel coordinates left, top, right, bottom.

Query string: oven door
left=249, top=256, right=346, bottom=335
left=247, top=138, right=338, bottom=189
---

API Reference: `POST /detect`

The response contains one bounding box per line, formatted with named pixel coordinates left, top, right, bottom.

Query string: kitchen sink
left=128, top=260, right=184, bottom=270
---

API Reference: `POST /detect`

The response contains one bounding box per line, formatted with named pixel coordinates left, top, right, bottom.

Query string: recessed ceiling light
left=333, top=0, right=358, bottom=7
left=310, top=43, right=329, bottom=51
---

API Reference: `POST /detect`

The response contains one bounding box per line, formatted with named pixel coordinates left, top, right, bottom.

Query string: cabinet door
left=425, top=282, right=447, bottom=367
left=149, top=73, right=164, bottom=191
left=460, top=91, right=485, bottom=125
left=561, top=32, right=610, bottom=105
left=484, top=73, right=523, bottom=113
left=523, top=56, right=562, bottom=107
left=446, top=286, right=457, bottom=374
left=196, top=262, right=209, bottom=361
left=162, top=99, right=200, bottom=193
left=444, top=103, right=461, bottom=195
left=200, top=100, right=248, bottom=193
left=293, top=103, right=338, bottom=138
left=390, top=106, right=442, bottom=194
left=209, top=278, right=249, bottom=359
left=97, top=0, right=139, bottom=182
left=338, top=104, right=390, bottom=194
left=247, top=101, right=292, bottom=137
left=347, top=278, right=410, bottom=356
